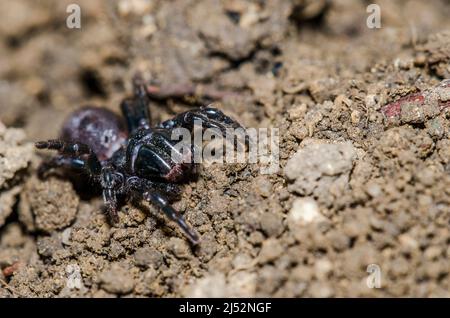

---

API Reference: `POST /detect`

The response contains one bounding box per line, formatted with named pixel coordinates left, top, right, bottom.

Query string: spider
left=35, top=79, right=246, bottom=245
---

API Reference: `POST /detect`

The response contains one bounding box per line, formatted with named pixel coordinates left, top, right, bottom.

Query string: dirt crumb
left=19, top=177, right=79, bottom=233
left=258, top=238, right=283, bottom=264
left=284, top=140, right=357, bottom=205
left=99, top=262, right=136, bottom=295
left=0, top=123, right=33, bottom=190
left=0, top=123, right=33, bottom=228
left=288, top=197, right=326, bottom=228
left=0, top=186, right=21, bottom=228
left=133, top=246, right=164, bottom=269
left=184, top=272, right=228, bottom=298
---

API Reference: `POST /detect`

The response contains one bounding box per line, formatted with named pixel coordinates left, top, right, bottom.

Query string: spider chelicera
left=35, top=79, right=246, bottom=244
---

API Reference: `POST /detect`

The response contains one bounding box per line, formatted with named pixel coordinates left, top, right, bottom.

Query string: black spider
left=35, top=79, right=246, bottom=245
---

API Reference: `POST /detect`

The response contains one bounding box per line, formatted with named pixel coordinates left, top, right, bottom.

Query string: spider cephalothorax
left=36, top=80, right=246, bottom=244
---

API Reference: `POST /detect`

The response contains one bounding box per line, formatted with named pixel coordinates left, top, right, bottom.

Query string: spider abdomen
left=61, top=106, right=128, bottom=161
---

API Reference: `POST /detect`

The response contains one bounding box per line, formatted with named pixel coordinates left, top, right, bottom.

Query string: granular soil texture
left=0, top=0, right=449, bottom=297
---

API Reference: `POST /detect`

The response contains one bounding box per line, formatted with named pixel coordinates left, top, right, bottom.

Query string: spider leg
left=158, top=106, right=243, bottom=132
left=100, top=165, right=123, bottom=223
left=120, top=77, right=151, bottom=133
left=127, top=177, right=199, bottom=244
left=35, top=139, right=102, bottom=175
left=158, top=106, right=249, bottom=148
left=36, top=139, right=123, bottom=223
left=37, top=155, right=87, bottom=178
left=145, top=191, right=199, bottom=244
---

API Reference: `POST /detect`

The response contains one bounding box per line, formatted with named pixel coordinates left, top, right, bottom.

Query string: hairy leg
left=35, top=139, right=102, bottom=175
left=36, top=140, right=125, bottom=224
left=100, top=165, right=123, bottom=224
left=158, top=106, right=249, bottom=150
left=144, top=191, right=199, bottom=244
left=126, top=177, right=199, bottom=244
left=120, top=77, right=151, bottom=133
left=158, top=106, right=244, bottom=133
left=37, top=155, right=87, bottom=178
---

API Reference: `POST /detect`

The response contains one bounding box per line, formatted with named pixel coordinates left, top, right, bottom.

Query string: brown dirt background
left=0, top=0, right=449, bottom=297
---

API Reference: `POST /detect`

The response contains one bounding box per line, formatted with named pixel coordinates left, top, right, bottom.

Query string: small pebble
left=100, top=263, right=135, bottom=295
left=309, top=281, right=333, bottom=297
left=288, top=197, right=326, bottom=227
left=260, top=212, right=284, bottom=237
left=314, top=258, right=333, bottom=280
left=258, top=238, right=283, bottom=264
left=168, top=237, right=191, bottom=259
left=254, top=176, right=272, bottom=198
left=134, top=246, right=164, bottom=268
